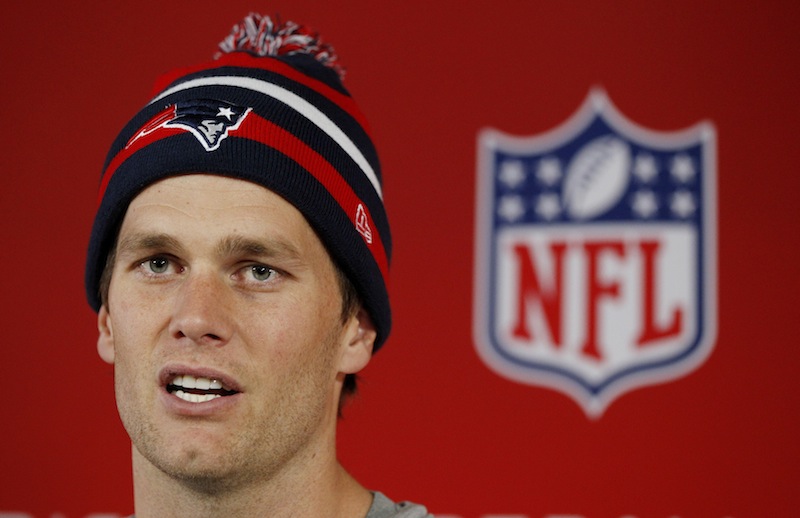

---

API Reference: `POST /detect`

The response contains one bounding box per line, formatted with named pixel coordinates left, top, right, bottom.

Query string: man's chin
left=134, top=437, right=251, bottom=493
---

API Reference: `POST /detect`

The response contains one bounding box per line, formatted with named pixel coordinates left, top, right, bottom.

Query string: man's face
left=97, top=174, right=374, bottom=488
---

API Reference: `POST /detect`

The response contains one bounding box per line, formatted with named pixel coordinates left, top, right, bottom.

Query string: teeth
left=174, top=390, right=221, bottom=404
left=169, top=374, right=234, bottom=402
left=171, top=374, right=226, bottom=390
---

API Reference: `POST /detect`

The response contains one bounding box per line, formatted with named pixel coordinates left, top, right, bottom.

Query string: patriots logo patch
left=127, top=99, right=251, bottom=152
left=166, top=99, right=250, bottom=151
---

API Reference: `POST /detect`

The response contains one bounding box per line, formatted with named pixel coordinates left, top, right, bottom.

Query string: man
left=85, top=13, right=430, bottom=517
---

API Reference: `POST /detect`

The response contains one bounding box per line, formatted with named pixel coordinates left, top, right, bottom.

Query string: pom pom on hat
left=217, top=13, right=345, bottom=81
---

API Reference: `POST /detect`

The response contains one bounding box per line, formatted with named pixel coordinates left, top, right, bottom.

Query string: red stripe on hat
left=96, top=106, right=182, bottom=206
left=150, top=53, right=373, bottom=136
left=240, top=113, right=389, bottom=282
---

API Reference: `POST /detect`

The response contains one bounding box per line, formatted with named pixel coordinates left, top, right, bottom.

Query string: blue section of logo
left=490, top=119, right=707, bottom=226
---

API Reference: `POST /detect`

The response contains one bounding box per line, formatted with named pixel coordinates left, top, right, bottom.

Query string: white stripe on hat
left=150, top=75, right=383, bottom=200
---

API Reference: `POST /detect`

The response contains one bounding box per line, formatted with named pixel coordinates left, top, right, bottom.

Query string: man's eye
left=250, top=265, right=276, bottom=281
left=146, top=257, right=170, bottom=274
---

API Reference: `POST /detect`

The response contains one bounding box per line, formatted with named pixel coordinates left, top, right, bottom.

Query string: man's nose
left=168, top=271, right=234, bottom=346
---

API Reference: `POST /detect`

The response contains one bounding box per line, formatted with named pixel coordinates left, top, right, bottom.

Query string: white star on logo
left=497, top=195, right=526, bottom=222
left=217, top=106, right=235, bottom=120
left=671, top=154, right=695, bottom=183
left=535, top=193, right=561, bottom=221
left=631, top=189, right=658, bottom=218
left=498, top=160, right=526, bottom=189
left=633, top=153, right=658, bottom=183
left=670, top=190, right=696, bottom=218
left=536, top=157, right=562, bottom=186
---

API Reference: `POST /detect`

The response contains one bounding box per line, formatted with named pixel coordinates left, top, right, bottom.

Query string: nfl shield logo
left=474, top=90, right=717, bottom=418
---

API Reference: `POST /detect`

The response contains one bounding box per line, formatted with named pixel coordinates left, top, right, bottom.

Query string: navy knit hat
left=85, top=13, right=392, bottom=349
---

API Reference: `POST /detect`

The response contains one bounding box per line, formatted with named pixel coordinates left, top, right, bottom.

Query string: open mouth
left=166, top=374, right=238, bottom=403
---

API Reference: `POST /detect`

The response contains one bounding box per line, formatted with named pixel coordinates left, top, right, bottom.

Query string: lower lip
left=159, top=388, right=243, bottom=417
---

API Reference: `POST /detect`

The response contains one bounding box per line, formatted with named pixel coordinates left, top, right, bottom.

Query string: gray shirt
left=129, top=491, right=430, bottom=517
left=367, top=492, right=432, bottom=518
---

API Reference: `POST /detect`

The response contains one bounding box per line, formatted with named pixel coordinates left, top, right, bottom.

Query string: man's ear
left=338, top=307, right=376, bottom=375
left=97, top=305, right=116, bottom=364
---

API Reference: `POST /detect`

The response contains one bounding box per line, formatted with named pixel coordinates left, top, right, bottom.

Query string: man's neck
left=130, top=445, right=372, bottom=518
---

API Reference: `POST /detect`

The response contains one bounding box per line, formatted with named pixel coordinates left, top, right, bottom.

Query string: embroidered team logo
left=474, top=90, right=717, bottom=418
left=128, top=99, right=251, bottom=151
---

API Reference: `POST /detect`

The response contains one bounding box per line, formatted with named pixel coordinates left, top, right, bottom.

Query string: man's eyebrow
left=216, top=235, right=302, bottom=260
left=116, top=233, right=184, bottom=255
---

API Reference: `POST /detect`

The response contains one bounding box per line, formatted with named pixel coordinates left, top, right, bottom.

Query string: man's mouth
left=166, top=374, right=238, bottom=403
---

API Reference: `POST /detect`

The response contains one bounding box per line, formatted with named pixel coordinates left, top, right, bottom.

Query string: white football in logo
left=562, top=135, right=631, bottom=220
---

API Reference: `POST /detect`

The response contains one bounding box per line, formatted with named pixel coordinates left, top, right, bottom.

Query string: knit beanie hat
left=85, top=13, right=392, bottom=349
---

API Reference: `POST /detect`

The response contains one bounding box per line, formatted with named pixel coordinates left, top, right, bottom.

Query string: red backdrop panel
left=1, top=1, right=797, bottom=516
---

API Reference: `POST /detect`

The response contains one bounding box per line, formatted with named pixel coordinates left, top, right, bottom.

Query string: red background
left=2, top=1, right=798, bottom=516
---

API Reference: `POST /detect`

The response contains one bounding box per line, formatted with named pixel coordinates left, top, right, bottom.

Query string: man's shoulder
left=367, top=492, right=433, bottom=518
